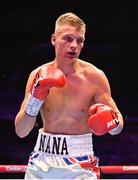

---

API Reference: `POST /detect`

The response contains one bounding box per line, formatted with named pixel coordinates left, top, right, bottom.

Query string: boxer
left=15, top=12, right=124, bottom=179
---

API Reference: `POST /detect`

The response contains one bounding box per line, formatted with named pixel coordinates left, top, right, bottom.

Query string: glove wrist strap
left=108, top=120, right=122, bottom=135
left=25, top=94, right=44, bottom=117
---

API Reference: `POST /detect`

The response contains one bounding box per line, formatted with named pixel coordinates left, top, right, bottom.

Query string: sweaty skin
left=15, top=24, right=123, bottom=138
left=41, top=60, right=113, bottom=135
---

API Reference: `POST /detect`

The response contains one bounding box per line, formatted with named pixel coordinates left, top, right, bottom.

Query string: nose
left=70, top=39, right=77, bottom=49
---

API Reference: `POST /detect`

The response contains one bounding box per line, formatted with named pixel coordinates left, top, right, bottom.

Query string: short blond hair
left=55, top=12, right=86, bottom=32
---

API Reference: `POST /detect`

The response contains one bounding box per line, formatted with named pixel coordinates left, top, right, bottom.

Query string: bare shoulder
left=29, top=61, right=54, bottom=77
left=78, top=59, right=105, bottom=77
left=78, top=59, right=110, bottom=90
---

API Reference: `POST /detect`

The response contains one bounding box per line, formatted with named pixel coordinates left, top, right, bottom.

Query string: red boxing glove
left=25, top=66, right=65, bottom=116
left=31, top=66, right=66, bottom=100
left=88, top=103, right=119, bottom=136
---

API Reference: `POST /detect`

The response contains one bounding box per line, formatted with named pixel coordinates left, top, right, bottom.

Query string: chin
left=68, top=57, right=77, bottom=61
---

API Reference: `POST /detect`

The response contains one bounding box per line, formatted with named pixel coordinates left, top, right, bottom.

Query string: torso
left=40, top=60, right=101, bottom=135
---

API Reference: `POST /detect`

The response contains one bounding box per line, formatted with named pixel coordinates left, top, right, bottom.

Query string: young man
left=15, top=12, right=124, bottom=179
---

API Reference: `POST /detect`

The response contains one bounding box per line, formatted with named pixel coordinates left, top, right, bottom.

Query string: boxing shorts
left=25, top=128, right=99, bottom=179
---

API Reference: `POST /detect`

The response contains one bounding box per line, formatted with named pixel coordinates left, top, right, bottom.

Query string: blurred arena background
left=0, top=0, right=138, bottom=178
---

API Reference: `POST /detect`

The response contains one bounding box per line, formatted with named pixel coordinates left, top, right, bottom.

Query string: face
left=51, top=24, right=85, bottom=64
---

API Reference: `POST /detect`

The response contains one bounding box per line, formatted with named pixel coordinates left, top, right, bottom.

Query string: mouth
left=67, top=52, right=77, bottom=58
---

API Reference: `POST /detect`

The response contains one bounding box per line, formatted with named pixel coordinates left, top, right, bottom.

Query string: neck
left=53, top=59, right=78, bottom=76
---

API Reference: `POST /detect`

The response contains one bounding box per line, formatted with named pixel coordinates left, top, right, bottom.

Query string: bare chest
left=45, top=74, right=95, bottom=112
left=41, top=73, right=95, bottom=134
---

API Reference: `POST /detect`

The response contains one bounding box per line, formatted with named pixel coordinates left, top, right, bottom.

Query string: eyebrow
left=63, top=34, right=85, bottom=40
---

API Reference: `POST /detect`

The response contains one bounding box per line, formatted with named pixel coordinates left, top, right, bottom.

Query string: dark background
left=0, top=0, right=138, bottom=179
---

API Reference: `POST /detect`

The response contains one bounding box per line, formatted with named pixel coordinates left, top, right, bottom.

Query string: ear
left=51, top=34, right=56, bottom=46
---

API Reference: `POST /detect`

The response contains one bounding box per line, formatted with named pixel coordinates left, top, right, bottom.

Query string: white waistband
left=34, top=128, right=94, bottom=157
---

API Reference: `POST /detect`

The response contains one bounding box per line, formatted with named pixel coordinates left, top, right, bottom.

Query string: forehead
left=55, top=24, right=85, bottom=37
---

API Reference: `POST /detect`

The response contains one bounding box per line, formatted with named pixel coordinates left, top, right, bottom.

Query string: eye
left=77, top=38, right=84, bottom=44
left=63, top=35, right=74, bottom=42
